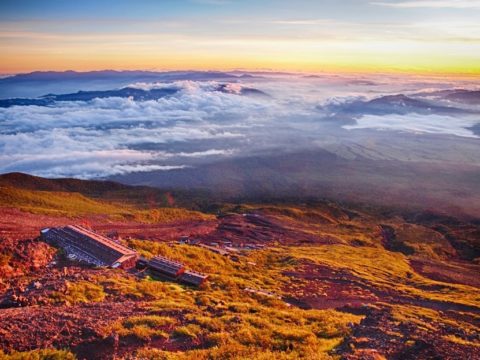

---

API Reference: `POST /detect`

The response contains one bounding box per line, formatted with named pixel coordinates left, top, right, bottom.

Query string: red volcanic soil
left=92, top=218, right=217, bottom=242
left=197, top=212, right=337, bottom=246
left=0, top=208, right=75, bottom=240
left=0, top=301, right=148, bottom=359
left=338, top=306, right=480, bottom=360
left=283, top=263, right=378, bottom=310
left=0, top=264, right=201, bottom=359
left=0, top=207, right=217, bottom=243
left=283, top=260, right=480, bottom=360
left=410, top=258, right=480, bottom=288
left=283, top=260, right=480, bottom=314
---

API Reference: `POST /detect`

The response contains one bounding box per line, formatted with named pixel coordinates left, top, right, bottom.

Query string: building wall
left=119, top=255, right=138, bottom=270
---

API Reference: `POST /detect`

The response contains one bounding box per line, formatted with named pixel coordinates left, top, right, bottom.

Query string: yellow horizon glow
left=2, top=47, right=479, bottom=77
left=1, top=25, right=480, bottom=76
left=2, top=1, right=480, bottom=77
left=2, top=55, right=480, bottom=78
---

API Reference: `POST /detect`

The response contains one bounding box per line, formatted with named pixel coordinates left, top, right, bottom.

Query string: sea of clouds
left=0, top=74, right=479, bottom=178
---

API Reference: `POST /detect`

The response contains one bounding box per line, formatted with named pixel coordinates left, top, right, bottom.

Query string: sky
left=0, top=0, right=480, bottom=75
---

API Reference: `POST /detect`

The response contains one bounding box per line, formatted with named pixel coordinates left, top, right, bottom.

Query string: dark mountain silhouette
left=326, top=94, right=467, bottom=116
left=44, top=87, right=179, bottom=101
left=0, top=87, right=178, bottom=107
left=0, top=84, right=268, bottom=107
left=0, top=70, right=243, bottom=98
left=416, top=89, right=480, bottom=105
left=0, top=70, right=238, bottom=84
left=469, top=123, right=480, bottom=136
left=215, top=84, right=269, bottom=97
left=0, top=98, right=51, bottom=107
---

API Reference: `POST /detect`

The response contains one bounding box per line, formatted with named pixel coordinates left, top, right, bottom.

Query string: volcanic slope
left=0, top=173, right=479, bottom=359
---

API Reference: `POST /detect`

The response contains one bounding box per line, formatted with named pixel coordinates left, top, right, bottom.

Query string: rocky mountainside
left=0, top=173, right=479, bottom=359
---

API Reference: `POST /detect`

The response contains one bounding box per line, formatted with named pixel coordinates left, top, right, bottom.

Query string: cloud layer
left=0, top=73, right=479, bottom=178
left=0, top=81, right=274, bottom=177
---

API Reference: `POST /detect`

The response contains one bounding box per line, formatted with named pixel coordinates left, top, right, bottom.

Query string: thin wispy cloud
left=190, top=0, right=232, bottom=4
left=268, top=19, right=333, bottom=26
left=372, top=0, right=480, bottom=8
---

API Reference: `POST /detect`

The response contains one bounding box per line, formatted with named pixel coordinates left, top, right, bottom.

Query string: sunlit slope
left=0, top=174, right=479, bottom=358
left=0, top=172, right=208, bottom=210
left=0, top=174, right=211, bottom=223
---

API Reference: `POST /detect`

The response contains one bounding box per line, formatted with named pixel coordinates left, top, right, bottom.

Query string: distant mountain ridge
left=0, top=70, right=265, bottom=98
left=0, top=70, right=241, bottom=83
left=0, top=83, right=269, bottom=107
left=415, top=89, right=480, bottom=105
left=325, top=93, right=471, bottom=116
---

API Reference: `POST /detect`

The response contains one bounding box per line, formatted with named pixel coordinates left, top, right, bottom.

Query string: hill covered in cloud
left=0, top=83, right=267, bottom=108
left=1, top=71, right=479, bottom=217
left=0, top=70, right=266, bottom=99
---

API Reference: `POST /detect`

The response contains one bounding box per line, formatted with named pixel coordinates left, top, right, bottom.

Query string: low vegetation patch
left=133, top=208, right=213, bottom=223
left=0, top=349, right=76, bottom=360
left=288, top=245, right=480, bottom=308
left=173, top=324, right=202, bottom=340
left=50, top=280, right=105, bottom=305
left=109, top=315, right=175, bottom=341
left=90, top=240, right=363, bottom=358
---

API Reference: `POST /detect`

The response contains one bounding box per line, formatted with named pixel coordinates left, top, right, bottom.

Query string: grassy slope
left=49, top=242, right=363, bottom=359
left=1, top=173, right=479, bottom=359
left=0, top=186, right=127, bottom=217
left=0, top=172, right=211, bottom=210
left=0, top=181, right=212, bottom=223
left=46, top=236, right=476, bottom=359
left=289, top=245, right=479, bottom=308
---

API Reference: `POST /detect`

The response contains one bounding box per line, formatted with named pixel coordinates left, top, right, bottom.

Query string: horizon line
left=2, top=67, right=480, bottom=79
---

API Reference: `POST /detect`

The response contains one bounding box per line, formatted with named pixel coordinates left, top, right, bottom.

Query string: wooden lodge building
left=179, top=270, right=209, bottom=287
left=40, top=225, right=138, bottom=269
left=40, top=225, right=208, bottom=286
left=138, top=255, right=208, bottom=287
left=148, top=255, right=185, bottom=278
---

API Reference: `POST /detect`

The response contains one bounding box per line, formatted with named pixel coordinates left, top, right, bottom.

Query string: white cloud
left=343, top=113, right=479, bottom=138
left=0, top=81, right=272, bottom=177
left=372, top=0, right=480, bottom=8
left=174, top=149, right=235, bottom=157
left=110, top=164, right=188, bottom=174
left=1, top=76, right=479, bottom=179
